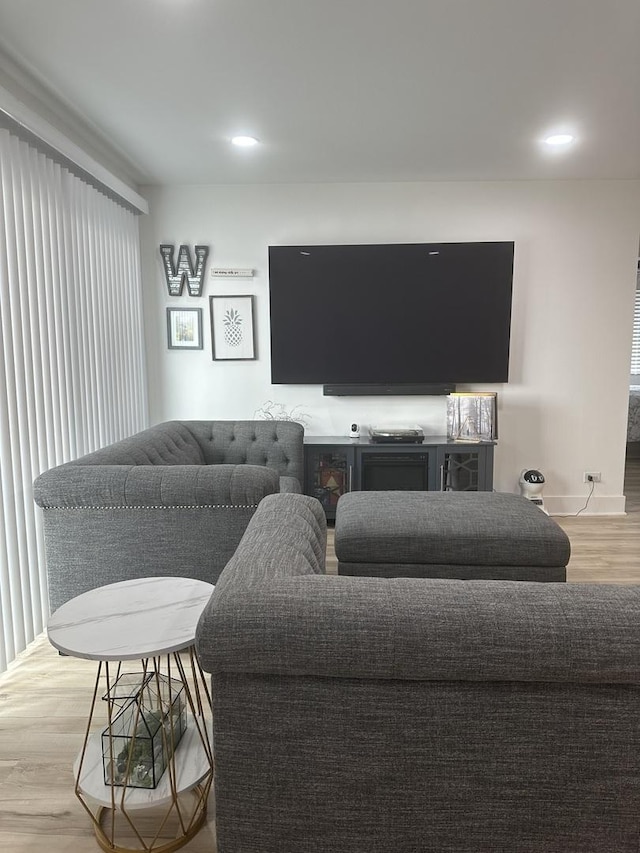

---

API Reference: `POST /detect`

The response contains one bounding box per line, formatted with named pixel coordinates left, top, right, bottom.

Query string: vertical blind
left=0, top=127, right=148, bottom=674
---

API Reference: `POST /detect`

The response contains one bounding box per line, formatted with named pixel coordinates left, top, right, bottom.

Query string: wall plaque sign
left=210, top=268, right=254, bottom=278
left=159, top=244, right=209, bottom=296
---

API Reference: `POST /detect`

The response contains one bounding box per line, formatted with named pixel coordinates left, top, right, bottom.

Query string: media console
left=304, top=435, right=495, bottom=520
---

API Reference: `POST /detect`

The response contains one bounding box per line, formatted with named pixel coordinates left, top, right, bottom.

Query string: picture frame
left=166, top=307, right=203, bottom=350
left=210, top=295, right=256, bottom=360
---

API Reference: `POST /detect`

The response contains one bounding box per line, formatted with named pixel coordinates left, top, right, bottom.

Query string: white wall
left=139, top=180, right=640, bottom=514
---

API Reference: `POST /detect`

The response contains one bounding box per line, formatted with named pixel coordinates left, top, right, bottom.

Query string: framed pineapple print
left=210, top=295, right=256, bottom=360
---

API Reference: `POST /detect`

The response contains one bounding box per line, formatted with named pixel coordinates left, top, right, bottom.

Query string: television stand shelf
left=304, top=435, right=495, bottom=520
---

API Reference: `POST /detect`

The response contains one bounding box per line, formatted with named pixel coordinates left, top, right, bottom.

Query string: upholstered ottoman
left=335, top=491, right=570, bottom=582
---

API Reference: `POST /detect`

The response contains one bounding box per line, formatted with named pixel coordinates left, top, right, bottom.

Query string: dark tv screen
left=268, top=241, right=514, bottom=385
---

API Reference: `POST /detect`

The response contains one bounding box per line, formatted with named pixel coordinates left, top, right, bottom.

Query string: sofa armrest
left=198, top=572, right=640, bottom=685
left=278, top=475, right=301, bottom=494
left=33, top=463, right=279, bottom=508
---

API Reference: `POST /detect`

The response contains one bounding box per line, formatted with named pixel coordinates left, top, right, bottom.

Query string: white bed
left=628, top=386, right=640, bottom=443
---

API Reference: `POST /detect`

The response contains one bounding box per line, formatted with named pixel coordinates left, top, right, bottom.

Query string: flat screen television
left=268, top=241, right=514, bottom=388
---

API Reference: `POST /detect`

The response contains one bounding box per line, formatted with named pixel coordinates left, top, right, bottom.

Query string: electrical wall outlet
left=583, top=471, right=601, bottom=483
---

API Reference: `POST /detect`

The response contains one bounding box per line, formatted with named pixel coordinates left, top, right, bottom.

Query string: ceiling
left=0, top=0, right=639, bottom=187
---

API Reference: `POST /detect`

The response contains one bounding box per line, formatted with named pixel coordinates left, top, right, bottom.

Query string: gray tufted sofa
left=34, top=420, right=304, bottom=613
left=197, top=492, right=640, bottom=853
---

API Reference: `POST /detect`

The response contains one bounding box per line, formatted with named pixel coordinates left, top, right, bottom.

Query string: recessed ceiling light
left=231, top=135, right=259, bottom=147
left=544, top=134, right=575, bottom=146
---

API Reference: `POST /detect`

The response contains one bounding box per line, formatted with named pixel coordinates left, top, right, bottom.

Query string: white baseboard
left=545, top=494, right=627, bottom=517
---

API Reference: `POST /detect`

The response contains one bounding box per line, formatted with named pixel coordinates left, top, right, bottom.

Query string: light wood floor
left=558, top=448, right=640, bottom=584
left=1, top=454, right=639, bottom=852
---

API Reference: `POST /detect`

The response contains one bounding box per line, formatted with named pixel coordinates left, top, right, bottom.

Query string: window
left=0, top=125, right=148, bottom=673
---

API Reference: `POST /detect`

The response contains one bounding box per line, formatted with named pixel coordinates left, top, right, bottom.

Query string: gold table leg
left=74, top=649, right=213, bottom=852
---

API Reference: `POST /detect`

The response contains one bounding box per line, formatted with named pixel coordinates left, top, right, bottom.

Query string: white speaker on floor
left=519, top=469, right=548, bottom=514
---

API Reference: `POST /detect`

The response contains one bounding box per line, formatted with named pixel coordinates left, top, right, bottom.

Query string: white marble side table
left=47, top=576, right=215, bottom=853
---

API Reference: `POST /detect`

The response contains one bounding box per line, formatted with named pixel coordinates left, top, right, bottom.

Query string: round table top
left=47, top=577, right=215, bottom=661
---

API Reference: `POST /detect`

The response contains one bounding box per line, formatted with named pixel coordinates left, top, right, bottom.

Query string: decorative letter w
left=159, top=244, right=209, bottom=296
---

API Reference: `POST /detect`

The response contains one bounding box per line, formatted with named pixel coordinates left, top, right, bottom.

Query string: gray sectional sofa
left=33, top=420, right=304, bottom=612
left=197, top=492, right=640, bottom=853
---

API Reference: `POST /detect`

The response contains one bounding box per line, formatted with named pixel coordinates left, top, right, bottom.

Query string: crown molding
left=0, top=84, right=148, bottom=214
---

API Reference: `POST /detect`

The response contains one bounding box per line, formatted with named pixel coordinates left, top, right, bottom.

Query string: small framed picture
left=210, top=295, right=256, bottom=360
left=166, top=307, right=203, bottom=350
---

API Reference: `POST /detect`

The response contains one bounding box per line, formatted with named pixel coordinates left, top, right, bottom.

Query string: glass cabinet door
left=439, top=449, right=482, bottom=491
left=437, top=445, right=493, bottom=491
left=304, top=446, right=355, bottom=518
